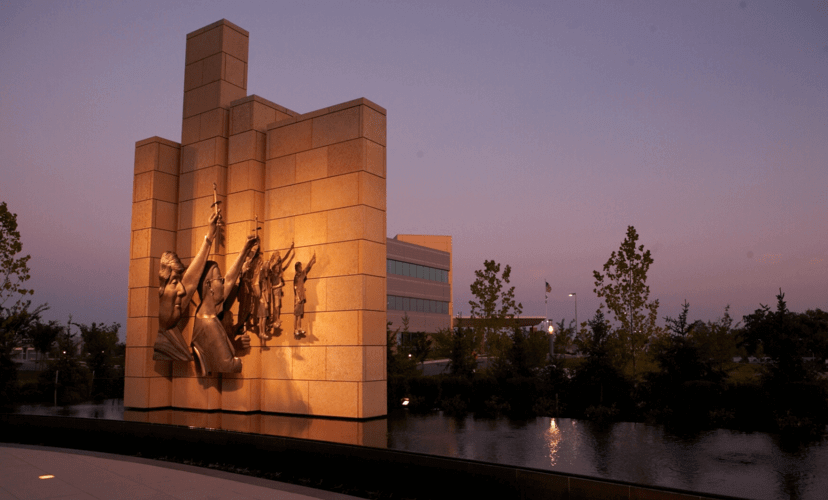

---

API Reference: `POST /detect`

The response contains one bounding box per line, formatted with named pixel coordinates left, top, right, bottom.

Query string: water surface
left=12, top=401, right=828, bottom=500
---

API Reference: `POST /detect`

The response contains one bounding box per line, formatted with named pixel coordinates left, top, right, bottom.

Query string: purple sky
left=1, top=1, right=826, bottom=340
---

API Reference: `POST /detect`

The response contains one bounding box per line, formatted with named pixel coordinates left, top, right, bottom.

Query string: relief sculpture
left=238, top=240, right=295, bottom=340
left=293, top=254, right=316, bottom=339
left=191, top=235, right=257, bottom=376
left=265, top=242, right=294, bottom=336
left=153, top=212, right=219, bottom=362
left=155, top=203, right=308, bottom=376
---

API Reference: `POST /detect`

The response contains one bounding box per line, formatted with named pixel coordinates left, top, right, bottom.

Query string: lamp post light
left=548, top=323, right=555, bottom=358
left=568, top=293, right=577, bottom=333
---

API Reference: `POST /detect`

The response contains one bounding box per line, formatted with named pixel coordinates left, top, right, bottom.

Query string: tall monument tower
left=126, top=20, right=387, bottom=419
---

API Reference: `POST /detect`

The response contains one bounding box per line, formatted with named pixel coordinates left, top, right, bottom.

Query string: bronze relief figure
left=153, top=212, right=219, bottom=362
left=191, top=235, right=257, bottom=376
left=293, top=253, right=316, bottom=339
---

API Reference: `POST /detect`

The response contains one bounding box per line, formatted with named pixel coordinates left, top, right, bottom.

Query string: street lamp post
left=548, top=323, right=555, bottom=358
left=569, top=293, right=577, bottom=333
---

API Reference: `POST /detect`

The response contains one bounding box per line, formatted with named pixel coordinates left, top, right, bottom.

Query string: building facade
left=386, top=235, right=452, bottom=336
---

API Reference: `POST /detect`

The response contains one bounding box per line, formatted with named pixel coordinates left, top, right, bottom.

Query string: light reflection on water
left=387, top=412, right=828, bottom=500
left=10, top=401, right=828, bottom=500
left=545, top=418, right=562, bottom=467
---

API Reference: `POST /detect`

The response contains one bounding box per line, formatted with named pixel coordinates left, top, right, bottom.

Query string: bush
left=482, top=395, right=510, bottom=416
left=440, top=394, right=469, bottom=415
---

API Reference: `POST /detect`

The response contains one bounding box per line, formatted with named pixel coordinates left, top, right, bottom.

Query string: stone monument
left=126, top=20, right=387, bottom=419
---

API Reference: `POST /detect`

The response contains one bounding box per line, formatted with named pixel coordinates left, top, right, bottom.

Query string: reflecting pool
left=11, top=401, right=828, bottom=500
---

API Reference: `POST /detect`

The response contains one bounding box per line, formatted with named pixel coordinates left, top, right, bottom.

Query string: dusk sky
left=1, top=1, right=826, bottom=340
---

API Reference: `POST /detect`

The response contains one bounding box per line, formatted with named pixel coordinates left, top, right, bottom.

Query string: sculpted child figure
left=293, top=253, right=316, bottom=339
left=237, top=239, right=264, bottom=336
left=153, top=212, right=219, bottom=362
left=191, top=235, right=258, bottom=376
left=266, top=242, right=294, bottom=335
left=237, top=241, right=295, bottom=340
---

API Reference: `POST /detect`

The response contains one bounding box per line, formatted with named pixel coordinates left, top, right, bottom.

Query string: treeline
left=1, top=317, right=125, bottom=405
left=389, top=296, right=828, bottom=437
left=388, top=226, right=828, bottom=438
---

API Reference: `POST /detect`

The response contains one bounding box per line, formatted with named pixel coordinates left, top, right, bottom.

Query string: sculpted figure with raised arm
left=153, top=212, right=219, bottom=362
left=293, top=253, right=316, bottom=339
left=191, top=234, right=258, bottom=375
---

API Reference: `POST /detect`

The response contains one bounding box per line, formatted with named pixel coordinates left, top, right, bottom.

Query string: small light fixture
left=401, top=398, right=410, bottom=406
left=39, top=475, right=54, bottom=480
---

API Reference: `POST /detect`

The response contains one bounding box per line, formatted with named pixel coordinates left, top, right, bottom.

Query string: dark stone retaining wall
left=0, top=414, right=747, bottom=500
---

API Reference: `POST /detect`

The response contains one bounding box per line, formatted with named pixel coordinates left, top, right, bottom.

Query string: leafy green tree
left=0, top=202, right=47, bottom=404
left=468, top=260, right=523, bottom=357
left=0, top=202, right=33, bottom=308
left=593, top=226, right=660, bottom=379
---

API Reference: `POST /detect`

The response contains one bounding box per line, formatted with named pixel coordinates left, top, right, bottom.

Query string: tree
left=649, top=302, right=720, bottom=409
left=468, top=260, right=523, bottom=356
left=508, top=326, right=548, bottom=378
left=571, top=310, right=631, bottom=413
left=29, top=320, right=61, bottom=368
left=593, top=226, right=660, bottom=379
left=553, top=318, right=576, bottom=355
left=0, top=201, right=33, bottom=308
left=387, top=321, right=417, bottom=378
left=691, top=306, right=742, bottom=375
left=432, top=325, right=477, bottom=378
left=740, top=290, right=814, bottom=384
left=575, top=310, right=612, bottom=363
left=664, top=300, right=702, bottom=338
left=0, top=202, right=47, bottom=404
left=77, top=321, right=120, bottom=398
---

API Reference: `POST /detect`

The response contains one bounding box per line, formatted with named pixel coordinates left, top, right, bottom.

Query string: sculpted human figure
left=266, top=242, right=294, bottom=336
left=153, top=212, right=219, bottom=362
left=293, top=253, right=316, bottom=339
left=191, top=235, right=257, bottom=376
left=237, top=238, right=264, bottom=336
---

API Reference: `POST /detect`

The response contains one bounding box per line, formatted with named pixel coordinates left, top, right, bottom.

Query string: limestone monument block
left=125, top=19, right=387, bottom=419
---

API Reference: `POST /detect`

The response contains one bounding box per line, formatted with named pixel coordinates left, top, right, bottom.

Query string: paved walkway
left=0, top=444, right=362, bottom=500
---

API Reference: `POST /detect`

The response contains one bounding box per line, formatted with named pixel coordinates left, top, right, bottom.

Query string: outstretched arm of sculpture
left=281, top=242, right=296, bottom=272
left=305, top=253, right=317, bottom=275
left=223, top=235, right=258, bottom=298
left=181, top=211, right=220, bottom=303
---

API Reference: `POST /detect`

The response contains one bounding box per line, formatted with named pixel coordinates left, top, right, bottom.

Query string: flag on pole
left=545, top=281, right=551, bottom=296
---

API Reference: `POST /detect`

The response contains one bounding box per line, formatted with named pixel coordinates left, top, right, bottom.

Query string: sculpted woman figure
left=191, top=234, right=258, bottom=376
left=153, top=212, right=219, bottom=362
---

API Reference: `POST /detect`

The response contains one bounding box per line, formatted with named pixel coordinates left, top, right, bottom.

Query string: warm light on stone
left=126, top=20, right=387, bottom=421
